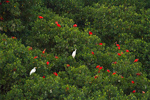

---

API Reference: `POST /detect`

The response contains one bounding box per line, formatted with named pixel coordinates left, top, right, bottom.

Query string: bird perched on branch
left=30, top=67, right=37, bottom=75
left=72, top=49, right=77, bottom=58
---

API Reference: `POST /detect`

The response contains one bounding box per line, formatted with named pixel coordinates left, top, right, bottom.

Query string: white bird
left=30, top=67, right=37, bottom=75
left=72, top=49, right=77, bottom=58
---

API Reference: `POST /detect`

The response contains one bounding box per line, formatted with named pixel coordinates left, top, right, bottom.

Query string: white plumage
left=30, top=67, right=37, bottom=75
left=72, top=49, right=77, bottom=58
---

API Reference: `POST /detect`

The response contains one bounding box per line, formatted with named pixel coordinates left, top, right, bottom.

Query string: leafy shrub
left=0, top=0, right=150, bottom=99
left=122, top=39, right=150, bottom=78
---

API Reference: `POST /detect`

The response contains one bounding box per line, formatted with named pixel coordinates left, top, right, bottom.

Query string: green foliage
left=124, top=39, right=150, bottom=78
left=0, top=0, right=150, bottom=99
left=83, top=4, right=150, bottom=44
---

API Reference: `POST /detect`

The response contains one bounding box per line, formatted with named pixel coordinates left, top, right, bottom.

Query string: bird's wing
left=72, top=51, right=74, bottom=56
left=30, top=70, right=33, bottom=75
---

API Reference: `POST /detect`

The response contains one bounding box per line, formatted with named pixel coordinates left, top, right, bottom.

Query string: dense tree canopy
left=0, top=0, right=150, bottom=99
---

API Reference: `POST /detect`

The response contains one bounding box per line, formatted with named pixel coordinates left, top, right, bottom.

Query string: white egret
left=72, top=49, right=77, bottom=58
left=30, top=67, right=37, bottom=75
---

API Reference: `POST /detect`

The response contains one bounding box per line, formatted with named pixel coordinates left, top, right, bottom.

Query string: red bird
left=42, top=49, right=46, bottom=54
left=99, top=43, right=103, bottom=45
left=107, top=69, right=110, bottom=73
left=134, top=59, right=139, bottom=62
left=131, top=81, right=135, bottom=84
left=57, top=24, right=61, bottom=27
left=28, top=47, right=32, bottom=51
left=94, top=75, right=98, bottom=79
left=34, top=56, right=38, bottom=59
left=132, top=90, right=136, bottom=93
left=118, top=53, right=121, bottom=56
left=55, top=56, right=59, bottom=59
left=136, top=73, right=141, bottom=76
left=142, top=91, right=145, bottom=94
left=46, top=61, right=49, bottom=65
left=67, top=64, right=70, bottom=67
left=113, top=61, right=117, bottom=64
left=91, top=51, right=94, bottom=55
left=126, top=50, right=129, bottom=52
left=96, top=65, right=100, bottom=68
left=53, top=72, right=58, bottom=76
left=116, top=44, right=120, bottom=47
left=89, top=31, right=93, bottom=35
left=73, top=24, right=77, bottom=27
left=55, top=21, right=58, bottom=24
left=38, top=16, right=43, bottom=19
left=99, top=66, right=103, bottom=70
left=5, top=0, right=9, bottom=3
